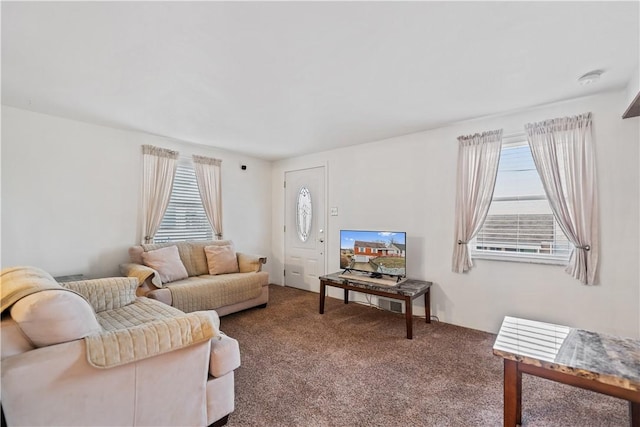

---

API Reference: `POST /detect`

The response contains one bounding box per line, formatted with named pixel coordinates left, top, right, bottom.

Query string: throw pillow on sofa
left=141, top=245, right=189, bottom=284
left=204, top=244, right=240, bottom=275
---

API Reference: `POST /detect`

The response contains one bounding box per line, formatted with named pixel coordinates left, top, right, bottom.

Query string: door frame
left=283, top=162, right=329, bottom=289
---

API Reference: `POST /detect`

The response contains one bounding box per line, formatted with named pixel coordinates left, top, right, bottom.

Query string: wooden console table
left=493, top=316, right=640, bottom=427
left=318, top=272, right=432, bottom=339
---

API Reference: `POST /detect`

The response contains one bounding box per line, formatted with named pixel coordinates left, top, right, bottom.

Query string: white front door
left=284, top=166, right=326, bottom=292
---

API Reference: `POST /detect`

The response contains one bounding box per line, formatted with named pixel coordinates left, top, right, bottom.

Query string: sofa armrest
left=1, top=338, right=212, bottom=426
left=1, top=317, right=35, bottom=359
left=209, top=333, right=241, bottom=377
left=196, top=309, right=221, bottom=330
left=62, top=277, right=138, bottom=312
left=120, top=262, right=163, bottom=288
left=85, top=311, right=216, bottom=368
left=237, top=253, right=267, bottom=273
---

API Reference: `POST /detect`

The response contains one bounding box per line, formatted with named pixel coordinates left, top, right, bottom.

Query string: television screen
left=340, top=230, right=406, bottom=278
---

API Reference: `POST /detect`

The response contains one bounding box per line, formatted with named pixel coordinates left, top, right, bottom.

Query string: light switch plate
left=330, top=207, right=338, bottom=216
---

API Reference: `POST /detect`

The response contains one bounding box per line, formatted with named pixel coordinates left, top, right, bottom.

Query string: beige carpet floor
left=220, top=284, right=629, bottom=426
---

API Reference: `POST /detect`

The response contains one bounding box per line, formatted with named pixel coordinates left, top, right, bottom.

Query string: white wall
left=625, top=65, right=639, bottom=114
left=2, top=106, right=273, bottom=279
left=272, top=90, right=640, bottom=338
left=4, top=90, right=638, bottom=338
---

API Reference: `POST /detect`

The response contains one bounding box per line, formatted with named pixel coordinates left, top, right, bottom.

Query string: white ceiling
left=2, top=2, right=639, bottom=160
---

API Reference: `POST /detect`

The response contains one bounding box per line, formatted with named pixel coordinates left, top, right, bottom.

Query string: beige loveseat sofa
left=1, top=266, right=240, bottom=427
left=121, top=240, right=269, bottom=316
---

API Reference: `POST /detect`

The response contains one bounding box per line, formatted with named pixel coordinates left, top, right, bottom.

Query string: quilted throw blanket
left=0, top=266, right=79, bottom=313
left=85, top=298, right=216, bottom=368
left=167, top=273, right=263, bottom=313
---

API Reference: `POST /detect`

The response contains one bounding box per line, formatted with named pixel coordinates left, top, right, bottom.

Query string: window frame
left=470, top=134, right=572, bottom=266
left=154, top=157, right=214, bottom=243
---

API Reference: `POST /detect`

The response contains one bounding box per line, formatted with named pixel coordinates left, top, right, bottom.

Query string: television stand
left=320, top=272, right=433, bottom=339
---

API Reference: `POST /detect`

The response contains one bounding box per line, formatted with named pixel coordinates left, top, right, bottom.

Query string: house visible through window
left=155, top=159, right=213, bottom=242
left=471, top=137, right=572, bottom=264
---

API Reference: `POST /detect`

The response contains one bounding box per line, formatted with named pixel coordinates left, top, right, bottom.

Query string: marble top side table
left=493, top=316, right=640, bottom=426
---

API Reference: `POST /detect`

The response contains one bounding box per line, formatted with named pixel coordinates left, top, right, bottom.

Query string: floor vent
left=378, top=297, right=404, bottom=314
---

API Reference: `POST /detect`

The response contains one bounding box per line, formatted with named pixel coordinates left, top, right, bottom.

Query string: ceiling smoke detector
left=578, top=70, right=604, bottom=85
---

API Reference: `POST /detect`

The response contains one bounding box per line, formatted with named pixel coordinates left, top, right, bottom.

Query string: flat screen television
left=340, top=230, right=406, bottom=279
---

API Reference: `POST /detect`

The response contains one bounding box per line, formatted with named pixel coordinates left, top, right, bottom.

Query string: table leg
left=319, top=281, right=325, bottom=314
left=344, top=289, right=349, bottom=304
left=405, top=296, right=413, bottom=339
left=424, top=289, right=431, bottom=324
left=630, top=401, right=640, bottom=427
left=503, top=359, right=522, bottom=427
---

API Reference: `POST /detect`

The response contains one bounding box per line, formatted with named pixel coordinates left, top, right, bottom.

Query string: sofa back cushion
left=129, top=246, right=145, bottom=265
left=62, top=277, right=139, bottom=312
left=180, top=241, right=220, bottom=276
left=142, top=246, right=189, bottom=284
left=133, top=240, right=235, bottom=277
left=11, top=289, right=102, bottom=347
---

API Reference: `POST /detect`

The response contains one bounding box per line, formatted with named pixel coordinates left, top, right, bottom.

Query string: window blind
left=472, top=139, right=572, bottom=263
left=155, top=161, right=213, bottom=242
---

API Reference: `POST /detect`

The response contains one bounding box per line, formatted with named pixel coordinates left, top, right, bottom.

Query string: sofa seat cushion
left=86, top=310, right=216, bottom=369
left=88, top=297, right=218, bottom=368
left=165, top=272, right=268, bottom=313
left=97, top=297, right=186, bottom=331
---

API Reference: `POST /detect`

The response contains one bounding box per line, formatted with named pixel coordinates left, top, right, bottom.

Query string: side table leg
left=424, top=289, right=431, bottom=324
left=344, top=289, right=349, bottom=304
left=319, top=281, right=326, bottom=314
left=630, top=401, right=640, bottom=427
left=405, top=296, right=413, bottom=339
left=503, top=359, right=522, bottom=427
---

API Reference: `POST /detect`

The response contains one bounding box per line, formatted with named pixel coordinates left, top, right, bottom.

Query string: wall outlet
left=330, top=207, right=338, bottom=216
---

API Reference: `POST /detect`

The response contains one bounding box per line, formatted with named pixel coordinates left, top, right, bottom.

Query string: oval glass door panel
left=296, top=187, right=312, bottom=242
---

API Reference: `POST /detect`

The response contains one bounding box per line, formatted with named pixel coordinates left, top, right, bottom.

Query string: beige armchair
left=1, top=266, right=240, bottom=427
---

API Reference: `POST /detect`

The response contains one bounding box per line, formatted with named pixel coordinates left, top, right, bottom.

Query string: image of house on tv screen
left=340, top=230, right=406, bottom=277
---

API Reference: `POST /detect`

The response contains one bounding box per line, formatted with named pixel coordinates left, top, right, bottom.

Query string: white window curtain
left=142, top=145, right=179, bottom=244
left=525, top=113, right=599, bottom=285
left=192, top=155, right=223, bottom=239
left=452, top=130, right=503, bottom=273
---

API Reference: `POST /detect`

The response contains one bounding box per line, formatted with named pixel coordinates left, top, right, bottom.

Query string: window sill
left=471, top=252, right=569, bottom=266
